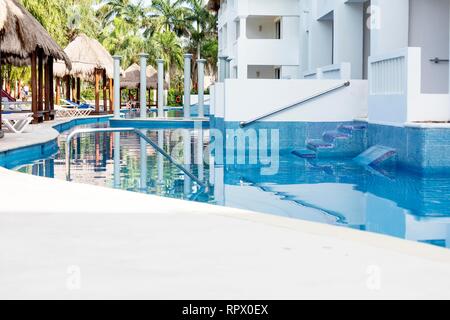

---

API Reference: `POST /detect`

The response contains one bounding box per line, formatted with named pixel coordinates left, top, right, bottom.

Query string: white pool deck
left=1, top=119, right=450, bottom=300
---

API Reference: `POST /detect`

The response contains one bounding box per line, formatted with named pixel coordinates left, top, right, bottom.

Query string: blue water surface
left=14, top=122, right=450, bottom=249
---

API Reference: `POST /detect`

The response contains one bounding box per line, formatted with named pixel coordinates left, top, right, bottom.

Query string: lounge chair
left=57, top=99, right=94, bottom=118
left=1, top=113, right=34, bottom=134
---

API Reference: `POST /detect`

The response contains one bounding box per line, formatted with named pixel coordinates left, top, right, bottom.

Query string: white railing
left=303, top=70, right=318, bottom=79
left=369, top=50, right=406, bottom=95
left=303, top=62, right=351, bottom=80
left=368, top=47, right=449, bottom=123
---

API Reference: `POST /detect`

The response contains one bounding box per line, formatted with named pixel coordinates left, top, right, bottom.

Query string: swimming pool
left=14, top=122, right=450, bottom=249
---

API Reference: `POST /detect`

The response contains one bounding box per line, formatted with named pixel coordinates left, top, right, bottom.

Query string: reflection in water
left=15, top=124, right=450, bottom=249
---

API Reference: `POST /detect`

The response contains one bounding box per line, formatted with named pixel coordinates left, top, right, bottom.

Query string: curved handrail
left=240, top=81, right=351, bottom=128
left=65, top=127, right=207, bottom=189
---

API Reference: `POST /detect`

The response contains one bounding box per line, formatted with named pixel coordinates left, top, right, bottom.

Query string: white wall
left=369, top=47, right=450, bottom=124
left=246, top=0, right=300, bottom=16
left=248, top=66, right=277, bottom=79
left=370, top=0, right=409, bottom=55
left=223, top=79, right=368, bottom=122
left=246, top=16, right=277, bottom=39
left=300, top=0, right=364, bottom=79
left=333, top=1, right=364, bottom=79
left=409, top=0, right=449, bottom=94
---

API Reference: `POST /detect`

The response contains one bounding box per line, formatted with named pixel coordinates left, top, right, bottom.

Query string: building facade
left=211, top=0, right=450, bottom=124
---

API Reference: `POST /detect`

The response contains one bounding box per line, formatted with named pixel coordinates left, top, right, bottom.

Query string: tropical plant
left=150, top=0, right=188, bottom=36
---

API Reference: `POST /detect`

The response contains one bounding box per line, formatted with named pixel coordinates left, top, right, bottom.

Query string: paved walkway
left=0, top=117, right=450, bottom=299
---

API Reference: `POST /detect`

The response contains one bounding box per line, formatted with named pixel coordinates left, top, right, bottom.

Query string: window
left=275, top=19, right=281, bottom=39
left=275, top=68, right=281, bottom=79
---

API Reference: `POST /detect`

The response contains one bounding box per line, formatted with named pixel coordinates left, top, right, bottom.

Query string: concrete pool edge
left=0, top=117, right=449, bottom=262
left=1, top=165, right=450, bottom=263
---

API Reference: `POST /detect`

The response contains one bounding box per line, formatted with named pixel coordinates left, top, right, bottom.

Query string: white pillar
left=113, top=132, right=121, bottom=188
left=140, top=130, right=147, bottom=192
left=219, top=56, right=227, bottom=82
left=226, top=58, right=233, bottom=79
left=239, top=17, right=247, bottom=39
left=139, top=53, right=149, bottom=118
left=196, top=125, right=204, bottom=182
left=156, top=59, right=164, bottom=118
left=157, top=129, right=164, bottom=185
left=113, top=56, right=122, bottom=119
left=197, top=59, right=206, bottom=118
left=184, top=54, right=193, bottom=119
left=183, top=129, right=192, bottom=196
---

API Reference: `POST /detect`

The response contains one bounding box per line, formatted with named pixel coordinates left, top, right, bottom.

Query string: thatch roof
left=0, top=0, right=71, bottom=68
left=53, top=34, right=114, bottom=80
left=207, top=0, right=220, bottom=11
left=0, top=1, right=7, bottom=32
left=120, top=63, right=168, bottom=89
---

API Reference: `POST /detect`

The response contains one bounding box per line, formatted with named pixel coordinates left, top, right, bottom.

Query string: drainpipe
left=184, top=54, right=193, bottom=119
left=156, top=59, right=164, bottom=118
left=139, top=53, right=149, bottom=119
left=197, top=59, right=206, bottom=118
left=113, top=55, right=122, bottom=119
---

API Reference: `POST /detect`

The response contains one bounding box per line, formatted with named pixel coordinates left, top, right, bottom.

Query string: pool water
left=15, top=123, right=450, bottom=249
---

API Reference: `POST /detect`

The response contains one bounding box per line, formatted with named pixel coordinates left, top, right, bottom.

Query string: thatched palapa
left=120, top=63, right=168, bottom=90
left=0, top=0, right=70, bottom=68
left=54, top=34, right=114, bottom=80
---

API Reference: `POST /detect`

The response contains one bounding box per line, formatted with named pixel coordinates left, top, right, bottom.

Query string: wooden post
left=120, top=88, right=123, bottom=109
left=31, top=51, right=38, bottom=123
left=102, top=69, right=107, bottom=113
left=95, top=69, right=100, bottom=113
left=148, top=87, right=152, bottom=108
left=49, top=57, right=55, bottom=119
left=109, top=78, right=114, bottom=114
left=44, top=59, right=50, bottom=121
left=38, top=49, right=44, bottom=119
left=76, top=77, right=81, bottom=104
left=55, top=77, right=61, bottom=106
left=71, top=77, right=76, bottom=103
left=17, top=80, right=22, bottom=100
left=65, top=76, right=71, bottom=100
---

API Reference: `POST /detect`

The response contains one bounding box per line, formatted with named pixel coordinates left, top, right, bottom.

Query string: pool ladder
left=65, top=127, right=208, bottom=190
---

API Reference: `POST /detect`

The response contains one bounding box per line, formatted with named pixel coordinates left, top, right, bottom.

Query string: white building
left=209, top=0, right=450, bottom=124
left=216, top=0, right=301, bottom=80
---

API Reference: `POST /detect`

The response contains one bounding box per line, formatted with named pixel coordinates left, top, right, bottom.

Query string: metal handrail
left=240, top=81, right=351, bottom=128
left=65, top=127, right=207, bottom=189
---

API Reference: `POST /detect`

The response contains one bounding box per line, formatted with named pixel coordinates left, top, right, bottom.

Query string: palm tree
left=150, top=0, right=187, bottom=36
left=101, top=0, right=131, bottom=22
left=185, top=0, right=214, bottom=59
left=147, top=31, right=184, bottom=88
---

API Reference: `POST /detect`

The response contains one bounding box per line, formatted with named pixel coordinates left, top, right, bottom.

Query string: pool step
left=293, top=122, right=369, bottom=160
left=338, top=123, right=368, bottom=135
left=292, top=149, right=317, bottom=159
left=354, top=145, right=397, bottom=167
left=322, top=130, right=351, bottom=143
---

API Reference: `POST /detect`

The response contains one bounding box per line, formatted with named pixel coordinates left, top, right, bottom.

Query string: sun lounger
left=1, top=113, right=34, bottom=133
left=57, top=99, right=94, bottom=118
